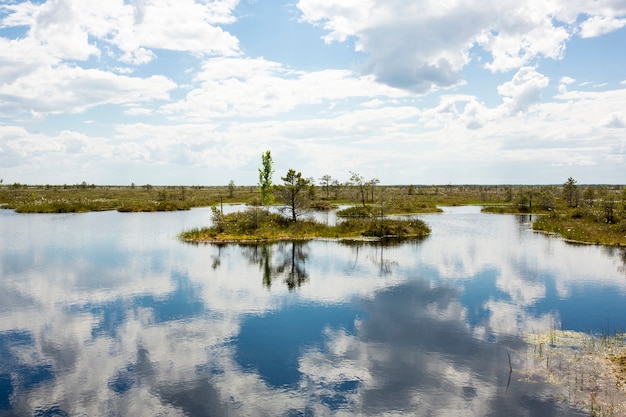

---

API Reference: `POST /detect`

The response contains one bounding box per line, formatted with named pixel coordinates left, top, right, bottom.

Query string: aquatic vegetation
left=522, top=330, right=626, bottom=416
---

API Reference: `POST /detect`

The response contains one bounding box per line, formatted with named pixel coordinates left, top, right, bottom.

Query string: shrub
left=336, top=205, right=374, bottom=217
left=307, top=200, right=337, bottom=211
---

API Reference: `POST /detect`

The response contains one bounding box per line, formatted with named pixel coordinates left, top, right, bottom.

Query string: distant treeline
left=1, top=180, right=624, bottom=213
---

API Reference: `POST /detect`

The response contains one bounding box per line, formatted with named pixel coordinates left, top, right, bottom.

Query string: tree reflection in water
left=339, top=237, right=425, bottom=277
left=275, top=242, right=309, bottom=290
left=238, top=242, right=309, bottom=290
left=211, top=237, right=428, bottom=290
left=608, top=246, right=626, bottom=276
left=211, top=244, right=223, bottom=270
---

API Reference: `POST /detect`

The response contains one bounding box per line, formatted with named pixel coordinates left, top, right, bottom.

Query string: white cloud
left=160, top=57, right=409, bottom=119
left=579, top=15, right=626, bottom=38
left=1, top=0, right=625, bottom=184
left=32, top=0, right=101, bottom=60
left=603, top=112, right=626, bottom=128
left=124, top=107, right=153, bottom=116
left=0, top=37, right=55, bottom=84
left=112, top=0, right=240, bottom=60
left=297, top=0, right=626, bottom=90
left=3, top=73, right=625, bottom=185
left=299, top=0, right=482, bottom=91
left=558, top=76, right=576, bottom=93
left=497, top=66, right=550, bottom=114
left=0, top=0, right=241, bottom=66
left=0, top=65, right=176, bottom=115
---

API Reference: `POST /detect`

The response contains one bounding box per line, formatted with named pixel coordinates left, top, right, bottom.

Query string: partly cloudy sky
left=0, top=0, right=625, bottom=185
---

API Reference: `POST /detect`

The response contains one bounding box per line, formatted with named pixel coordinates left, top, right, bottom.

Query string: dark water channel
left=1, top=205, right=625, bottom=416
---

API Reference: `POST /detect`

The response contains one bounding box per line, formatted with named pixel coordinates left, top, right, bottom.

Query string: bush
left=336, top=206, right=374, bottom=217
left=307, top=200, right=337, bottom=211
left=361, top=219, right=430, bottom=237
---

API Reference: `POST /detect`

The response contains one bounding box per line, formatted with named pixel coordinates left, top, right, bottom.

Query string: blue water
left=1, top=205, right=624, bottom=416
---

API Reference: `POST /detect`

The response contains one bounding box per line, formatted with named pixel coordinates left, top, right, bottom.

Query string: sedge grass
left=521, top=330, right=626, bottom=416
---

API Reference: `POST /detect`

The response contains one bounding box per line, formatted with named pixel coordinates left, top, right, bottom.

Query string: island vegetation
left=179, top=151, right=431, bottom=242
left=179, top=206, right=431, bottom=242
left=1, top=156, right=624, bottom=245
left=481, top=177, right=626, bottom=246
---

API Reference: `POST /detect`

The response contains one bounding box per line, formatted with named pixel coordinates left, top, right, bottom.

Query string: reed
left=522, top=329, right=626, bottom=416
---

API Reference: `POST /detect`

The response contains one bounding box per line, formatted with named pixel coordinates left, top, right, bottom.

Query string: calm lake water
left=1, top=205, right=625, bottom=416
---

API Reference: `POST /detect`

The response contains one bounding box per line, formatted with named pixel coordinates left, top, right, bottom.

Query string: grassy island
left=179, top=207, right=431, bottom=243
left=480, top=178, right=626, bottom=246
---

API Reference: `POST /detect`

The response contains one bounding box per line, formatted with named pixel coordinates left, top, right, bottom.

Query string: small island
left=180, top=152, right=431, bottom=243
left=481, top=177, right=626, bottom=246
left=179, top=206, right=431, bottom=243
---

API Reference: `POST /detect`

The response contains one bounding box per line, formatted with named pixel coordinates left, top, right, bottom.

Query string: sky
left=0, top=0, right=625, bottom=186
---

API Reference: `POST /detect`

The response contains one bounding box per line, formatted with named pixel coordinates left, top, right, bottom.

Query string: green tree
left=211, top=206, right=225, bottom=232
left=258, top=150, right=274, bottom=208
left=563, top=177, right=579, bottom=208
left=504, top=186, right=513, bottom=202
left=228, top=179, right=235, bottom=198
left=515, top=193, right=531, bottom=212
left=349, top=171, right=366, bottom=207
left=319, top=174, right=332, bottom=199
left=331, top=179, right=341, bottom=199
left=582, top=186, right=595, bottom=207
left=603, top=198, right=617, bottom=224
left=537, top=190, right=556, bottom=211
left=366, top=178, right=380, bottom=202
left=278, top=169, right=311, bottom=222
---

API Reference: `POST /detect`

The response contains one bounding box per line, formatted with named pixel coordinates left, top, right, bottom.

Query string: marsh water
left=1, top=205, right=625, bottom=416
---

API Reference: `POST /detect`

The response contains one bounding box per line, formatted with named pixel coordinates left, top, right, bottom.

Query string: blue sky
left=0, top=0, right=625, bottom=185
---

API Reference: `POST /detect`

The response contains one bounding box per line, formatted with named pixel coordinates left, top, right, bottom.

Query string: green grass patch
left=307, top=200, right=338, bottom=211
left=336, top=201, right=441, bottom=218
left=533, top=214, right=626, bottom=246
left=336, top=205, right=374, bottom=217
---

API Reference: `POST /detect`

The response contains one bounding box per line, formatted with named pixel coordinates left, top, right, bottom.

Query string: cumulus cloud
left=579, top=15, right=626, bottom=38
left=160, top=57, right=409, bottom=119
left=497, top=67, right=549, bottom=114
left=0, top=0, right=241, bottom=117
left=0, top=65, right=176, bottom=116
left=1, top=0, right=626, bottom=184
left=0, top=0, right=240, bottom=63
left=0, top=37, right=55, bottom=84
left=297, top=0, right=626, bottom=91
left=603, top=112, right=626, bottom=128
left=558, top=76, right=576, bottom=93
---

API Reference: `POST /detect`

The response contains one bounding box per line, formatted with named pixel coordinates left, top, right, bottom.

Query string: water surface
left=1, top=206, right=625, bottom=416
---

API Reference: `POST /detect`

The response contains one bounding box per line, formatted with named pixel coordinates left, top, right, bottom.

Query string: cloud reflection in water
left=0, top=207, right=622, bottom=415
